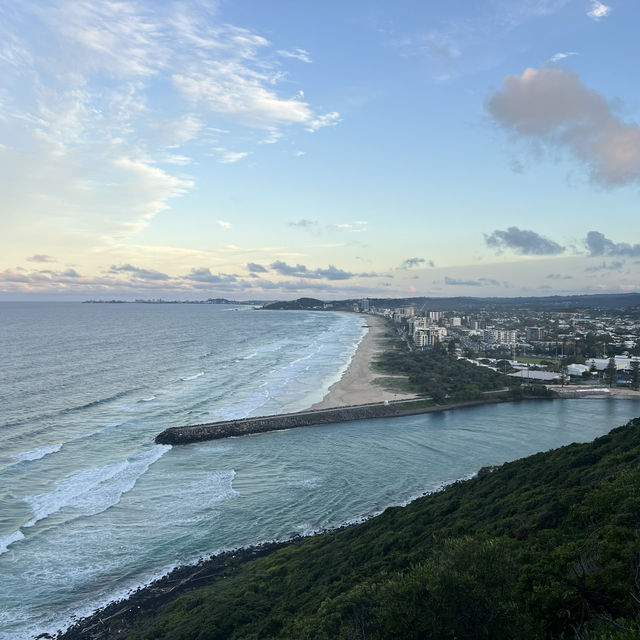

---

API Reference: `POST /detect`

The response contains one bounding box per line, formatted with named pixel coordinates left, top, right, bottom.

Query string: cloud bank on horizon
left=1, top=0, right=638, bottom=299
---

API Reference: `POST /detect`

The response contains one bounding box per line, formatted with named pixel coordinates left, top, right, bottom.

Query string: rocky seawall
left=155, top=396, right=513, bottom=445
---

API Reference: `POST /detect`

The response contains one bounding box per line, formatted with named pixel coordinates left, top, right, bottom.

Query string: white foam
left=202, top=470, right=237, bottom=503
left=10, top=443, right=62, bottom=463
left=182, top=372, right=204, bottom=381
left=243, top=352, right=257, bottom=360
left=287, top=476, right=321, bottom=489
left=0, top=530, right=25, bottom=555
left=140, top=396, right=156, bottom=402
left=24, top=445, right=171, bottom=527
left=180, top=470, right=238, bottom=505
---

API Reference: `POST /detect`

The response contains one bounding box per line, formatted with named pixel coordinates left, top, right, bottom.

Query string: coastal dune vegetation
left=62, top=417, right=640, bottom=640
left=374, top=344, right=508, bottom=403
left=372, top=325, right=534, bottom=403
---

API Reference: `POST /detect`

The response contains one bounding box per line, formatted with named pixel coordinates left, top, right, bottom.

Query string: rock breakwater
left=155, top=396, right=512, bottom=445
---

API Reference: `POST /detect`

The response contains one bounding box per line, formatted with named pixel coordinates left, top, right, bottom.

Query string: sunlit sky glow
left=2, top=0, right=639, bottom=300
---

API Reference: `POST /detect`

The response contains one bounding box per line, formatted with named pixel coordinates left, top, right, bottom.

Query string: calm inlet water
left=1, top=302, right=639, bottom=639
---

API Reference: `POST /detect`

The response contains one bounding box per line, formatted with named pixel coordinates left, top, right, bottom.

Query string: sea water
left=0, top=302, right=639, bottom=639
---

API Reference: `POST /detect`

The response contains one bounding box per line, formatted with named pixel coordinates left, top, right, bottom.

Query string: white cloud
left=112, top=155, right=193, bottom=230
left=549, top=51, right=578, bottom=63
left=587, top=1, right=611, bottom=20
left=306, top=111, right=341, bottom=132
left=173, top=65, right=316, bottom=128
left=218, top=150, right=251, bottom=164
left=334, top=221, right=368, bottom=233
left=161, top=154, right=192, bottom=166
left=41, top=0, right=166, bottom=78
left=217, top=220, right=232, bottom=229
left=277, top=48, right=312, bottom=63
left=486, top=67, right=640, bottom=186
left=0, top=1, right=339, bottom=267
left=156, top=115, right=204, bottom=147
left=259, top=129, right=283, bottom=144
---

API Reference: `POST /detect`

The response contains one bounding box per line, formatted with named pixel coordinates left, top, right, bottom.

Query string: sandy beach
left=310, top=314, right=418, bottom=410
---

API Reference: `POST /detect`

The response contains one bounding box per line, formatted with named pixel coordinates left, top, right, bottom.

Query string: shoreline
left=310, top=314, right=418, bottom=410
left=55, top=467, right=479, bottom=640
left=548, top=385, right=640, bottom=398
left=60, top=391, right=640, bottom=639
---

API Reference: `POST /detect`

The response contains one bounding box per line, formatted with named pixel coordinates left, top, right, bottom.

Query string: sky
left=1, top=0, right=640, bottom=300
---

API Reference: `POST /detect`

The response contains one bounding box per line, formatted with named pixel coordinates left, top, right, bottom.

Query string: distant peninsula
left=83, top=298, right=268, bottom=305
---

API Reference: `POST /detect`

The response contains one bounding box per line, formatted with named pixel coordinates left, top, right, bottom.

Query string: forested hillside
left=60, top=416, right=640, bottom=640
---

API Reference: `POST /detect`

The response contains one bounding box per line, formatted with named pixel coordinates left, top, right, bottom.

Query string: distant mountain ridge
left=265, top=292, right=640, bottom=312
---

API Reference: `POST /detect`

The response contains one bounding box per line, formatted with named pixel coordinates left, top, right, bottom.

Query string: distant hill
left=264, top=292, right=640, bottom=313
left=63, top=417, right=640, bottom=640
left=363, top=292, right=640, bottom=312
left=262, top=297, right=325, bottom=310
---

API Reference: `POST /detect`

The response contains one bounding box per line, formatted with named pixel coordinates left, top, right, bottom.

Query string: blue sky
left=1, top=0, right=639, bottom=299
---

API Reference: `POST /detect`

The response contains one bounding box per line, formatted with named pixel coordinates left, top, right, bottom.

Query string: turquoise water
left=0, top=303, right=639, bottom=639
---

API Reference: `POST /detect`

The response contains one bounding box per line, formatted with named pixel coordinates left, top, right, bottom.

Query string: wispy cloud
left=0, top=1, right=338, bottom=260
left=217, top=220, right=232, bottom=229
left=218, top=151, right=251, bottom=164
left=485, top=227, right=565, bottom=255
left=44, top=0, right=166, bottom=78
left=587, top=1, right=611, bottom=20
left=334, top=221, right=368, bottom=233
left=305, top=112, right=341, bottom=132
left=549, top=51, right=578, bottom=63
left=487, top=67, right=640, bottom=187
left=384, top=0, right=570, bottom=81
left=277, top=48, right=312, bottom=63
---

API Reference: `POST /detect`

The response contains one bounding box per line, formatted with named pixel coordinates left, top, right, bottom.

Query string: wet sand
left=310, top=314, right=418, bottom=410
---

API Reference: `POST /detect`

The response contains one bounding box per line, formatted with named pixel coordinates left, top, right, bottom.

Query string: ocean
left=1, top=302, right=639, bottom=639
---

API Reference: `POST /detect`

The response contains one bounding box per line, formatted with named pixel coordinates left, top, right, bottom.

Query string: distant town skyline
left=2, top=0, right=639, bottom=299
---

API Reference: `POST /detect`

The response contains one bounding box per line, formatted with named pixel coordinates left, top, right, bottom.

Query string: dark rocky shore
left=52, top=540, right=305, bottom=640
left=49, top=470, right=466, bottom=640
left=155, top=394, right=515, bottom=445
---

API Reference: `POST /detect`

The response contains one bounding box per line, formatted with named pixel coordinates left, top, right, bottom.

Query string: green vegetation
left=262, top=298, right=325, bottom=310
left=111, top=417, right=640, bottom=640
left=606, top=357, right=618, bottom=388
left=631, top=361, right=640, bottom=391
left=374, top=345, right=510, bottom=402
